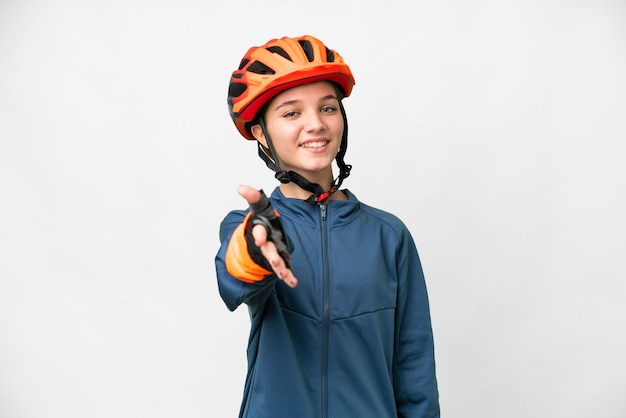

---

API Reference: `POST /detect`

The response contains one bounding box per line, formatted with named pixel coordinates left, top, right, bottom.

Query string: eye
left=283, top=110, right=299, bottom=118
left=321, top=106, right=337, bottom=113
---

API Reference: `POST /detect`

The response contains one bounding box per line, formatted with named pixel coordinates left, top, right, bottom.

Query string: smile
left=300, top=140, right=329, bottom=149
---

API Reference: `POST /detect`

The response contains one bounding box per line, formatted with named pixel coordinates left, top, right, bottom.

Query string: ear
left=250, top=124, right=268, bottom=148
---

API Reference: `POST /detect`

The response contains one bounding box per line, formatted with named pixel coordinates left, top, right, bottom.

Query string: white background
left=1, top=0, right=625, bottom=417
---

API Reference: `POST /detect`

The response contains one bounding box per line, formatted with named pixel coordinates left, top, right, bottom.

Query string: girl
left=215, top=35, right=440, bottom=418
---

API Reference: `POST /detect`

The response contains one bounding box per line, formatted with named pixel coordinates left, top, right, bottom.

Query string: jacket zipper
left=320, top=204, right=330, bottom=418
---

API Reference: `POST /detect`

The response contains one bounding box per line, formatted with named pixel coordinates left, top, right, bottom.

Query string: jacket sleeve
left=215, top=209, right=278, bottom=312
left=393, top=228, right=440, bottom=418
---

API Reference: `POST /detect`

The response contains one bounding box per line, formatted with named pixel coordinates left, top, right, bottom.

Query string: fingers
left=250, top=223, right=268, bottom=247
left=259, top=239, right=298, bottom=288
left=252, top=223, right=298, bottom=288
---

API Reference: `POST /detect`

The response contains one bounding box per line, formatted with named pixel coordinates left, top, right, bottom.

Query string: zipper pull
left=320, top=204, right=327, bottom=221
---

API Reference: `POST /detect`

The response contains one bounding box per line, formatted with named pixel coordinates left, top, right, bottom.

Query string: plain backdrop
left=1, top=0, right=625, bottom=417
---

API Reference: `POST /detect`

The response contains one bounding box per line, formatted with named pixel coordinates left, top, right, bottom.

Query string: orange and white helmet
left=227, top=35, right=355, bottom=140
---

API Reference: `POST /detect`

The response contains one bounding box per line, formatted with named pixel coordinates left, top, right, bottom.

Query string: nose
left=304, top=110, right=326, bottom=133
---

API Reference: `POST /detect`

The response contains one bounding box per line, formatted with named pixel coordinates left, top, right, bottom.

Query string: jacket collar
left=269, top=187, right=361, bottom=228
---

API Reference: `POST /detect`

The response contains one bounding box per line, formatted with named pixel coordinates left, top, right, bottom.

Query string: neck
left=279, top=170, right=347, bottom=202
left=279, top=183, right=347, bottom=202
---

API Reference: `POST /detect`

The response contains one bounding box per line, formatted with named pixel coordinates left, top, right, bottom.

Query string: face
left=251, top=81, right=344, bottom=182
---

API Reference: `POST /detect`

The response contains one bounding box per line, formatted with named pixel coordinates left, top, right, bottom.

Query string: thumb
left=237, top=185, right=262, bottom=206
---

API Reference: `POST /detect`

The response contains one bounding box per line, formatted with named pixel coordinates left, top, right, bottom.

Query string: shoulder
left=355, top=200, right=424, bottom=264
left=354, top=197, right=411, bottom=239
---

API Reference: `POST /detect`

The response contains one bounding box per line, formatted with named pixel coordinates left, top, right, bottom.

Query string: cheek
left=329, top=114, right=344, bottom=135
left=268, top=122, right=299, bottom=146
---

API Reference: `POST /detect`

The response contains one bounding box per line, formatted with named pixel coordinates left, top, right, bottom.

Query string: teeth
left=301, top=141, right=328, bottom=148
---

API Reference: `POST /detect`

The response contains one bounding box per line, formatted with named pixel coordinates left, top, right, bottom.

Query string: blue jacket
left=216, top=188, right=440, bottom=418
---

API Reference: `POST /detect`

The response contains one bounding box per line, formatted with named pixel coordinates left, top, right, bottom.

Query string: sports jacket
left=215, top=187, right=440, bottom=418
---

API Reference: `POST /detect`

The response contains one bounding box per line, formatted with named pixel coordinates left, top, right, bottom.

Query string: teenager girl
left=215, top=35, right=440, bottom=418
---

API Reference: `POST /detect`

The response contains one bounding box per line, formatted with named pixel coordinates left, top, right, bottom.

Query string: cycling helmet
left=228, top=35, right=355, bottom=140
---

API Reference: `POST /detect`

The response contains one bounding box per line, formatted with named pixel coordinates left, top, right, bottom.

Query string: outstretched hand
left=238, top=185, right=298, bottom=288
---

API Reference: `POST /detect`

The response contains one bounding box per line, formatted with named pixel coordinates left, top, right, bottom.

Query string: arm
left=393, top=230, right=440, bottom=418
left=215, top=209, right=272, bottom=311
left=215, top=186, right=296, bottom=312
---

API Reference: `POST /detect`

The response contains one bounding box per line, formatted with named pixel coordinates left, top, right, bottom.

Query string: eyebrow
left=273, top=94, right=339, bottom=111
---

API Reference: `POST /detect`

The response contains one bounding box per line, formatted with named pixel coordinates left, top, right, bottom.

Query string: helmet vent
left=325, top=47, right=335, bottom=62
left=298, top=40, right=315, bottom=62
left=247, top=61, right=276, bottom=75
left=238, top=58, right=249, bottom=70
left=266, top=46, right=292, bottom=61
left=228, top=82, right=247, bottom=99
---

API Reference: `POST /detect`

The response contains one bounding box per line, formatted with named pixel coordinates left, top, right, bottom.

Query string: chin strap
left=256, top=103, right=352, bottom=205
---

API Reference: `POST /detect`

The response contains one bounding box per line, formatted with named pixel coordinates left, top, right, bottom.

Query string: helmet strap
left=256, top=106, right=352, bottom=205
left=256, top=118, right=290, bottom=184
